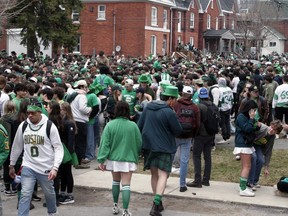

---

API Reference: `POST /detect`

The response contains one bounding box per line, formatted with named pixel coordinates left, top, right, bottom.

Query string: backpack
left=203, top=102, right=220, bottom=135
left=209, top=86, right=219, bottom=103
left=99, top=75, right=109, bottom=96
left=66, top=92, right=78, bottom=104
left=22, top=120, right=52, bottom=140
left=176, top=103, right=197, bottom=136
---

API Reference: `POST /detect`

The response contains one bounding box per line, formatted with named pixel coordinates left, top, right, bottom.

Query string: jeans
left=248, top=145, right=264, bottom=185
left=18, top=166, right=57, bottom=216
left=219, top=110, right=231, bottom=140
left=193, top=136, right=214, bottom=183
left=176, top=138, right=192, bottom=187
left=85, top=116, right=99, bottom=160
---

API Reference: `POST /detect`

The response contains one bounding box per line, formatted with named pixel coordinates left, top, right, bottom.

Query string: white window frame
left=223, top=15, right=226, bottom=29
left=215, top=17, right=219, bottom=30
left=177, top=36, right=181, bottom=45
left=190, top=12, right=195, bottom=29
left=151, top=7, right=158, bottom=26
left=231, top=19, right=235, bottom=30
left=73, top=35, right=81, bottom=54
left=190, top=37, right=194, bottom=46
left=177, top=12, right=181, bottom=32
left=207, top=14, right=211, bottom=29
left=97, top=5, right=106, bottom=20
left=151, top=35, right=157, bottom=56
left=163, top=9, right=168, bottom=29
left=71, top=10, right=80, bottom=23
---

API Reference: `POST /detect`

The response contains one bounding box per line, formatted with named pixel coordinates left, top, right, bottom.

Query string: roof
left=219, top=0, right=235, bottom=11
left=198, top=0, right=210, bottom=11
left=203, top=29, right=236, bottom=40
left=263, top=26, right=287, bottom=40
left=174, top=0, right=192, bottom=9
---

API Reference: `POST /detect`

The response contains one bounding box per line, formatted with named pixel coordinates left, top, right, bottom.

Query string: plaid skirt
left=143, top=151, right=173, bottom=173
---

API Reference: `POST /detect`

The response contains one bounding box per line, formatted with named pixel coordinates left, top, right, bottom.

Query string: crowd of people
left=0, top=49, right=288, bottom=215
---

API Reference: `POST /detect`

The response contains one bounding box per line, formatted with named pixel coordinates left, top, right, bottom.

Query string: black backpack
left=22, top=120, right=52, bottom=140
left=176, top=103, right=197, bottom=136
left=204, top=103, right=220, bottom=135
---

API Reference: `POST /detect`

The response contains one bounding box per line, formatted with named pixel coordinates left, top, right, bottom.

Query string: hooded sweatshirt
left=138, top=100, right=182, bottom=154
left=10, top=114, right=64, bottom=175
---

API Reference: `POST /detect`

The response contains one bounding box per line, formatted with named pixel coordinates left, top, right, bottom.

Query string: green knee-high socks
left=122, top=185, right=130, bottom=210
left=153, top=194, right=162, bottom=205
left=240, top=177, right=248, bottom=190
left=112, top=181, right=120, bottom=204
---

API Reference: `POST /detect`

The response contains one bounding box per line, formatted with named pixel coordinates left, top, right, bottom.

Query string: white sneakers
left=122, top=209, right=132, bottom=216
left=240, top=188, right=255, bottom=197
left=113, top=203, right=120, bottom=215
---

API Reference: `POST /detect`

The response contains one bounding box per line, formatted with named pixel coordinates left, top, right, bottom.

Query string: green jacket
left=97, top=117, right=142, bottom=164
left=0, top=124, right=9, bottom=166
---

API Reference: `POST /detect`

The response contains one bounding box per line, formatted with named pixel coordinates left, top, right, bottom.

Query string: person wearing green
left=12, top=83, right=28, bottom=112
left=138, top=74, right=155, bottom=100
left=83, top=84, right=100, bottom=163
left=121, top=79, right=137, bottom=121
left=97, top=101, right=142, bottom=216
left=92, top=66, right=115, bottom=95
left=192, top=79, right=204, bottom=105
left=0, top=123, right=9, bottom=216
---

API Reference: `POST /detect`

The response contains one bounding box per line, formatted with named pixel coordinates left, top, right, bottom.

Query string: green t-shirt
left=122, top=89, right=137, bottom=116
left=192, top=91, right=200, bottom=105
left=86, top=92, right=99, bottom=125
left=12, top=97, right=24, bottom=112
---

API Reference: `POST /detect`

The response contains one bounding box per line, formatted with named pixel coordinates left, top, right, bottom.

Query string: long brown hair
left=60, top=102, right=77, bottom=133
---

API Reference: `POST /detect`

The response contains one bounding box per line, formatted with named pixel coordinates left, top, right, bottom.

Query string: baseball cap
left=248, top=85, right=258, bottom=92
left=27, top=97, right=42, bottom=112
left=182, top=86, right=193, bottom=95
left=194, top=79, right=203, bottom=85
left=199, top=87, right=209, bottom=99
left=125, top=79, right=134, bottom=86
left=29, top=77, right=38, bottom=83
left=73, top=80, right=87, bottom=88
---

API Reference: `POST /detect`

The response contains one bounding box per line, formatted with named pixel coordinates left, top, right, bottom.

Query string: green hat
left=162, top=86, right=178, bottom=98
left=55, top=77, right=62, bottom=84
left=160, top=81, right=171, bottom=90
left=138, top=74, right=150, bottom=83
left=27, top=98, right=42, bottom=112
left=80, top=68, right=88, bottom=73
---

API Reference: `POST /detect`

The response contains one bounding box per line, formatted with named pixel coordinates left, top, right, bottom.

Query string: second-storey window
left=151, top=7, right=158, bottom=26
left=190, top=12, right=195, bottom=29
left=97, top=5, right=106, bottom=20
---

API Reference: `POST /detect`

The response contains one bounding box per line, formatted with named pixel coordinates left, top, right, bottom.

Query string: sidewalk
left=73, top=161, right=288, bottom=210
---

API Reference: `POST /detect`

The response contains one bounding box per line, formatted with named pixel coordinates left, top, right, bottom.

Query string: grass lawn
left=136, top=146, right=288, bottom=186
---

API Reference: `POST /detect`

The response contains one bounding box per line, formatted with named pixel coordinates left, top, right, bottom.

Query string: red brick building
left=0, top=0, right=239, bottom=57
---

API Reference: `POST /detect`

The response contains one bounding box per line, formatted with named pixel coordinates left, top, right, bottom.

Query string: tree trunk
left=26, top=27, right=38, bottom=58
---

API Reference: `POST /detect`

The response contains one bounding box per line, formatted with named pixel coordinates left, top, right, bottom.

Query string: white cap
left=73, top=80, right=87, bottom=88
left=125, top=78, right=134, bottom=86
left=183, top=86, right=193, bottom=95
left=4, top=69, right=11, bottom=74
left=29, top=77, right=38, bottom=83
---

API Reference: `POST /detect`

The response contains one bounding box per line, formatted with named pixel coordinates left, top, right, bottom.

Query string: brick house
left=0, top=0, right=238, bottom=57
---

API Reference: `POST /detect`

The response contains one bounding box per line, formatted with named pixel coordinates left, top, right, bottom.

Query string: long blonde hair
left=4, top=100, right=16, bottom=115
left=60, top=102, right=77, bottom=133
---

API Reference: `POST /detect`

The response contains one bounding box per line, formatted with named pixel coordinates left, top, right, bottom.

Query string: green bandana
left=27, top=105, right=42, bottom=112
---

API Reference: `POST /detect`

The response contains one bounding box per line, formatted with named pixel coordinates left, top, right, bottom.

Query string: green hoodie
left=0, top=124, right=9, bottom=166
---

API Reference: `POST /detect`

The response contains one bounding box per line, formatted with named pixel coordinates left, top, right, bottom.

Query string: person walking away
left=217, top=78, right=234, bottom=144
left=138, top=86, right=182, bottom=216
left=97, top=101, right=142, bottom=216
left=173, top=86, right=200, bottom=192
left=9, top=97, right=64, bottom=215
left=187, top=87, right=219, bottom=188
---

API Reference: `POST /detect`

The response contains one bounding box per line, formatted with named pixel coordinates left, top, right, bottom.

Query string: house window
left=191, top=0, right=194, bottom=8
left=207, top=14, right=211, bottom=29
left=97, top=5, right=106, bottom=20
left=71, top=10, right=80, bottom=23
left=151, top=35, right=157, bottom=56
left=223, top=15, right=226, bottom=29
left=151, top=7, right=158, bottom=26
left=190, top=37, right=194, bottom=46
left=270, top=42, right=276, bottom=47
left=211, top=0, right=214, bottom=9
left=177, top=36, right=181, bottom=46
left=163, top=9, right=168, bottom=29
left=178, top=12, right=181, bottom=32
left=73, top=36, right=81, bottom=53
left=190, top=13, right=195, bottom=29
left=231, top=19, right=235, bottom=30
left=216, top=17, right=219, bottom=30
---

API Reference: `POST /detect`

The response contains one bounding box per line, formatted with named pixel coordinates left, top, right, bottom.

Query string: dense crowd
left=0, top=49, right=288, bottom=216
